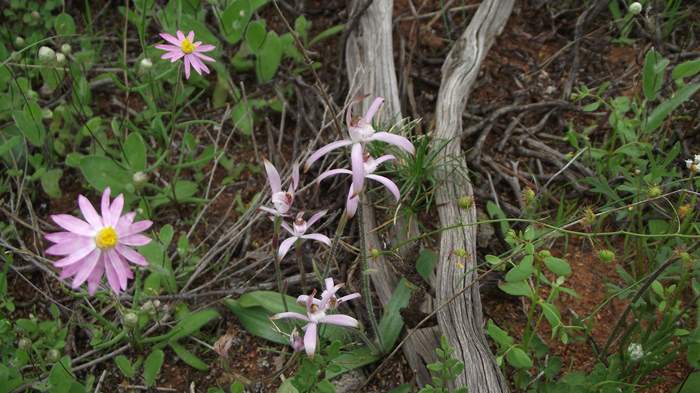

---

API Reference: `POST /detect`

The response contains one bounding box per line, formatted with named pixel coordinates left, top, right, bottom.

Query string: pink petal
left=115, top=245, right=148, bottom=266
left=159, top=33, right=181, bottom=46
left=304, top=140, right=353, bottom=170
left=177, top=31, right=186, bottom=41
left=324, top=278, right=335, bottom=292
left=369, top=132, right=415, bottom=155
left=71, top=249, right=101, bottom=289
left=188, top=54, right=203, bottom=75
left=107, top=249, right=128, bottom=291
left=319, top=314, right=359, bottom=328
left=316, top=168, right=351, bottom=183
left=195, top=44, right=216, bottom=53
left=120, top=234, right=151, bottom=246
left=101, top=188, right=111, bottom=222
left=107, top=194, right=124, bottom=227
left=184, top=56, right=191, bottom=79
left=345, top=188, right=359, bottom=218
left=367, top=174, right=400, bottom=201
left=272, top=312, right=310, bottom=322
left=350, top=143, right=365, bottom=196
left=304, top=323, right=317, bottom=357
left=337, top=293, right=361, bottom=304
left=54, top=244, right=97, bottom=267
left=187, top=31, right=195, bottom=42
left=194, top=56, right=210, bottom=74
left=259, top=206, right=282, bottom=216
left=115, top=212, right=136, bottom=234
left=51, top=214, right=94, bottom=237
left=78, top=195, right=103, bottom=229
left=59, top=261, right=83, bottom=280
left=278, top=236, right=298, bottom=259
left=45, top=231, right=81, bottom=243
left=87, top=256, right=105, bottom=295
left=296, top=295, right=322, bottom=307
left=162, top=51, right=185, bottom=62
left=300, top=233, right=331, bottom=246
left=103, top=252, right=120, bottom=294
left=46, top=237, right=94, bottom=256
left=281, top=222, right=295, bottom=236
left=193, top=52, right=215, bottom=63
left=306, top=210, right=327, bottom=228
left=155, top=44, right=181, bottom=52
left=374, top=154, right=396, bottom=167
left=264, top=159, right=282, bottom=194
left=362, top=97, right=384, bottom=125
left=121, top=220, right=152, bottom=237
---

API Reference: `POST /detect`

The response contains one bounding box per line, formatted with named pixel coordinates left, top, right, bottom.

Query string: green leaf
left=124, top=133, right=147, bottom=171
left=672, top=59, right=700, bottom=80
left=48, top=356, right=84, bottom=393
left=245, top=20, right=267, bottom=53
left=40, top=168, right=63, bottom=199
left=114, top=355, right=135, bottom=378
left=0, top=135, right=21, bottom=157
left=277, top=379, right=299, bottom=393
left=487, top=319, right=513, bottom=348
left=294, top=15, right=311, bottom=42
left=169, top=342, right=208, bottom=371
left=378, top=278, right=415, bottom=352
left=225, top=299, right=291, bottom=345
left=505, top=254, right=534, bottom=282
left=540, top=302, right=562, bottom=329
left=498, top=281, right=532, bottom=297
left=232, top=100, right=254, bottom=135
left=221, top=0, right=252, bottom=44
left=79, top=155, right=132, bottom=194
left=143, top=350, right=164, bottom=387
left=544, top=256, right=572, bottom=277
left=256, top=31, right=282, bottom=82
left=168, top=309, right=219, bottom=342
left=486, top=201, right=510, bottom=237
left=644, top=83, right=700, bottom=133
left=388, top=384, right=412, bottom=393
left=326, top=346, right=380, bottom=378
left=308, top=24, right=345, bottom=47
left=643, top=49, right=666, bottom=101
left=55, top=13, right=76, bottom=36
left=416, top=249, right=437, bottom=283
left=505, top=347, right=533, bottom=369
left=13, top=102, right=45, bottom=147
left=677, top=371, right=700, bottom=393
left=230, top=381, right=246, bottom=393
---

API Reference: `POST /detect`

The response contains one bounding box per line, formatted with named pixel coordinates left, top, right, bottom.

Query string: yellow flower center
left=181, top=38, right=195, bottom=54
left=96, top=227, right=118, bottom=249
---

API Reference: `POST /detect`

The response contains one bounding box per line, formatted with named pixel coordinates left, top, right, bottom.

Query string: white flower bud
left=132, top=171, right=148, bottom=187
left=122, top=312, right=139, bottom=329
left=38, top=46, right=56, bottom=63
left=42, top=108, right=53, bottom=120
left=628, top=343, right=644, bottom=361
left=140, top=57, right=153, bottom=70
left=629, top=2, right=642, bottom=15
left=55, top=53, right=66, bottom=64
left=14, top=36, right=25, bottom=48
left=60, top=44, right=72, bottom=54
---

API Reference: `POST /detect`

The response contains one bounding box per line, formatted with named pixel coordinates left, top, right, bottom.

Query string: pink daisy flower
left=45, top=188, right=152, bottom=295
left=155, top=30, right=216, bottom=79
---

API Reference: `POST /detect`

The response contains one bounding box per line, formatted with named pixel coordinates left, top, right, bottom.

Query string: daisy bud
left=122, top=312, right=139, bottom=329
left=132, top=171, right=149, bottom=187
left=629, top=2, right=642, bottom=15
left=55, top=52, right=66, bottom=64
left=647, top=185, right=662, bottom=198
left=31, top=11, right=40, bottom=19
left=523, top=187, right=536, bottom=206
left=458, top=196, right=473, bottom=209
left=139, top=57, right=153, bottom=72
left=46, top=349, right=61, bottom=362
left=370, top=248, right=381, bottom=258
left=60, top=44, right=72, bottom=54
left=634, top=169, right=641, bottom=175
left=38, top=46, right=56, bottom=63
left=678, top=204, right=691, bottom=219
left=14, top=36, right=25, bottom=48
left=18, top=338, right=32, bottom=350
left=582, top=207, right=596, bottom=227
left=42, top=108, right=53, bottom=120
left=598, top=249, right=615, bottom=263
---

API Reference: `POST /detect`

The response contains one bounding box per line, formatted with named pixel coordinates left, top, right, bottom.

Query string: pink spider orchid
left=155, top=30, right=216, bottom=79
left=297, top=278, right=361, bottom=310
left=271, top=289, right=359, bottom=357
left=317, top=152, right=400, bottom=218
left=304, top=97, right=414, bottom=196
left=260, top=160, right=300, bottom=217
left=278, top=211, right=330, bottom=259
left=45, top=188, right=152, bottom=295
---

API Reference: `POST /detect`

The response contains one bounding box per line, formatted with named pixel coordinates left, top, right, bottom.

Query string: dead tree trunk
left=433, top=1, right=514, bottom=392
left=345, top=0, right=514, bottom=390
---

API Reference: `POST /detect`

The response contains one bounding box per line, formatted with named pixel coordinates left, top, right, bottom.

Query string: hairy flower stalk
left=357, top=198, right=383, bottom=351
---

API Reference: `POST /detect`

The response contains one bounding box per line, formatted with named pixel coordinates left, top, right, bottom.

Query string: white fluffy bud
left=38, top=46, right=56, bottom=63
left=55, top=53, right=66, bottom=64
left=60, top=44, right=72, bottom=54
left=629, top=2, right=642, bottom=15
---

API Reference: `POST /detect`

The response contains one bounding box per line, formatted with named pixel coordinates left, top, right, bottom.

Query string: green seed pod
left=370, top=248, right=381, bottom=258
left=458, top=196, right=473, bottom=209
left=122, top=312, right=139, bottom=329
left=598, top=249, right=615, bottom=263
left=46, top=348, right=61, bottom=362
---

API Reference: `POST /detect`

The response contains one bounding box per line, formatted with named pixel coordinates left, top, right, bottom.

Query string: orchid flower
left=317, top=152, right=400, bottom=218
left=260, top=160, right=300, bottom=217
left=155, top=30, right=215, bottom=79
left=304, top=97, right=414, bottom=196
left=278, top=211, right=331, bottom=259
left=272, top=289, right=359, bottom=357
left=297, top=278, right=361, bottom=310
left=45, top=188, right=152, bottom=295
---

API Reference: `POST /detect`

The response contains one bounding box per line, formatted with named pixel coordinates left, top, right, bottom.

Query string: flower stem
left=295, top=239, right=306, bottom=292
left=322, top=213, right=348, bottom=280
left=272, top=216, right=289, bottom=312
left=357, top=198, right=383, bottom=352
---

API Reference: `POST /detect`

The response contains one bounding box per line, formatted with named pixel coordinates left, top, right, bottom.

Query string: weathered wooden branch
left=432, top=0, right=514, bottom=391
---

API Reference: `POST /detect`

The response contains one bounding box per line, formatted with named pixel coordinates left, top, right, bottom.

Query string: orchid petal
left=300, top=233, right=331, bottom=246
left=291, top=164, right=300, bottom=192
left=304, top=323, right=317, bottom=357
left=319, top=314, right=359, bottom=328
left=272, top=312, right=309, bottom=322
left=337, top=293, right=361, bottom=304
left=369, top=132, right=415, bottom=155
left=374, top=154, right=396, bottom=167
left=278, top=236, right=298, bottom=259
left=362, top=97, right=384, bottom=125
left=316, top=168, right=352, bottom=183
left=264, top=160, right=282, bottom=194
left=367, top=174, right=401, bottom=201
left=351, top=143, right=365, bottom=196
left=304, top=140, right=353, bottom=170
left=306, top=210, right=327, bottom=228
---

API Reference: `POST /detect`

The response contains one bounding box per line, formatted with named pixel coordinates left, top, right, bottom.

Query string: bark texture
left=433, top=0, right=514, bottom=391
